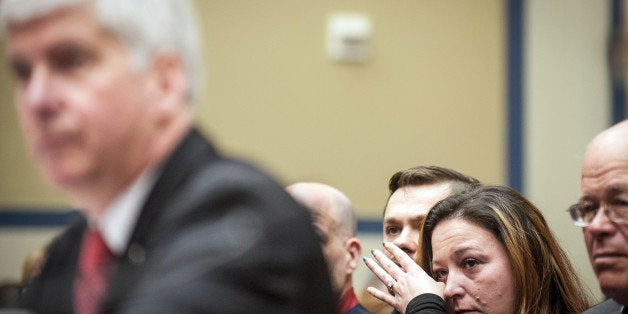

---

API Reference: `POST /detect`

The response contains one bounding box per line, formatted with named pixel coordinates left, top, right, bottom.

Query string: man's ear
left=149, top=52, right=187, bottom=124
left=345, top=237, right=362, bottom=274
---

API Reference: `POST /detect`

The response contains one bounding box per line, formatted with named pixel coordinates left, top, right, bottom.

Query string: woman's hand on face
left=363, top=242, right=445, bottom=313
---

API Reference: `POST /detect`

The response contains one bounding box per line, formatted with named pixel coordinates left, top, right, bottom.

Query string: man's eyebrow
left=582, top=185, right=628, bottom=200
left=383, top=214, right=424, bottom=223
left=383, top=217, right=399, bottom=224
left=608, top=185, right=628, bottom=194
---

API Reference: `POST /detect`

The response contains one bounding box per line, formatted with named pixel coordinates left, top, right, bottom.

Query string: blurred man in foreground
left=1, top=1, right=334, bottom=312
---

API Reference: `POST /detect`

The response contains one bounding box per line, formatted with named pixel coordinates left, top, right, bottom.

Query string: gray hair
left=0, top=0, right=203, bottom=103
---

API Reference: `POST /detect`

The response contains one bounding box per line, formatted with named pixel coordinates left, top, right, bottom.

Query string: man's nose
left=392, top=228, right=418, bottom=254
left=22, top=66, right=59, bottom=113
left=586, top=205, right=617, bottom=236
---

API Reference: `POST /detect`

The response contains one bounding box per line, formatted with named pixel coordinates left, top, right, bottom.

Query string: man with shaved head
left=286, top=182, right=369, bottom=314
left=570, top=120, right=628, bottom=313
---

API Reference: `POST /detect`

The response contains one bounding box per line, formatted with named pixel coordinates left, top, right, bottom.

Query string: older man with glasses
left=569, top=119, right=628, bottom=314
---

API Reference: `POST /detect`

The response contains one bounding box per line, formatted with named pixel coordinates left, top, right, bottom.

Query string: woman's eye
left=462, top=258, right=479, bottom=269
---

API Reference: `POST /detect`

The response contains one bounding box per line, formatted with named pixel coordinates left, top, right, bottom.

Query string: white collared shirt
left=98, top=168, right=160, bottom=255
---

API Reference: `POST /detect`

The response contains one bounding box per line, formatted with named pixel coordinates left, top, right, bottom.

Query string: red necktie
left=73, top=230, right=114, bottom=314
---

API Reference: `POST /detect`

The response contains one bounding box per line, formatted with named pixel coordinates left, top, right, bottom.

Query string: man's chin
left=47, top=171, right=80, bottom=187
left=599, top=274, right=628, bottom=302
left=45, top=167, right=91, bottom=190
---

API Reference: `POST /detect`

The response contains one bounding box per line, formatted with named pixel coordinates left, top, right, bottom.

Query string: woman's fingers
left=363, top=254, right=395, bottom=287
left=363, top=254, right=405, bottom=312
left=366, top=286, right=395, bottom=305
left=383, top=241, right=417, bottom=271
left=371, top=247, right=403, bottom=279
left=363, top=242, right=446, bottom=313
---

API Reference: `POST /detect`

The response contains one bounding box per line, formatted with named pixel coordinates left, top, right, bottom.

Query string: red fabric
left=338, top=288, right=359, bottom=314
left=73, top=230, right=114, bottom=314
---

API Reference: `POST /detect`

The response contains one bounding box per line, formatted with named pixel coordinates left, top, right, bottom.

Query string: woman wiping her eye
left=364, top=185, right=592, bottom=313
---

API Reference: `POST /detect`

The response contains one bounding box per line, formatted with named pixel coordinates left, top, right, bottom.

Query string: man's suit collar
left=103, top=128, right=219, bottom=312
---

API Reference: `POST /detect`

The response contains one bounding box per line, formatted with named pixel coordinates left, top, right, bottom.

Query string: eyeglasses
left=568, top=201, right=628, bottom=227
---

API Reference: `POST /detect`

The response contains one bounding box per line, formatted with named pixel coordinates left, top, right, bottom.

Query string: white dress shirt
left=98, top=168, right=160, bottom=255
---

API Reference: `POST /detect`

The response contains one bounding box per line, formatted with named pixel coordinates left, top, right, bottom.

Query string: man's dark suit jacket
left=583, top=298, right=624, bottom=314
left=19, top=129, right=336, bottom=313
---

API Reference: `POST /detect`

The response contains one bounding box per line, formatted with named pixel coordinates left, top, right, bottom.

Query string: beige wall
left=195, top=0, right=506, bottom=216
left=0, top=0, right=505, bottom=214
left=525, top=0, right=609, bottom=301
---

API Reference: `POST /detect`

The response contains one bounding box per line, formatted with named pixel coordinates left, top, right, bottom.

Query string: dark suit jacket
left=20, top=128, right=335, bottom=313
left=346, top=303, right=370, bottom=314
left=583, top=298, right=624, bottom=314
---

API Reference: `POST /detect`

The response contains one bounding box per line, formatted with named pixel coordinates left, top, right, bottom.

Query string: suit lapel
left=102, top=128, right=219, bottom=311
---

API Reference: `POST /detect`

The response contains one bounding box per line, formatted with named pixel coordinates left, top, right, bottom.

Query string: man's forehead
left=6, top=2, right=93, bottom=30
left=383, top=211, right=425, bottom=223
left=581, top=181, right=628, bottom=197
left=390, top=183, right=452, bottom=204
left=6, top=4, right=105, bottom=51
left=583, top=122, right=628, bottom=169
left=580, top=167, right=628, bottom=206
left=384, top=183, right=451, bottom=218
left=582, top=154, right=628, bottom=186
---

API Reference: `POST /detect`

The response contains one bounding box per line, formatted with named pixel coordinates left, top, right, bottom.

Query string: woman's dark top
left=405, top=293, right=446, bottom=314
